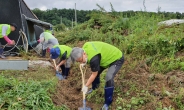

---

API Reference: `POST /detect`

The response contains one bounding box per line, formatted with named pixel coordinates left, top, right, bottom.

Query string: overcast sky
left=24, top=0, right=183, bottom=13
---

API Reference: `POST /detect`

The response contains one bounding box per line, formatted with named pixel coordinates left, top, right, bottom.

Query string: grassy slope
left=0, top=11, right=184, bottom=110
left=0, top=55, right=68, bottom=110
left=54, top=12, right=184, bottom=109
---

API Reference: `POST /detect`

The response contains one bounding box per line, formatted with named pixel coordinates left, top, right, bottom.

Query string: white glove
left=56, top=65, right=60, bottom=71
left=82, top=85, right=88, bottom=94
left=39, top=37, right=45, bottom=43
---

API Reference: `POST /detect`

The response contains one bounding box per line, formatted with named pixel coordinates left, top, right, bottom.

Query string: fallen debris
left=28, top=60, right=53, bottom=68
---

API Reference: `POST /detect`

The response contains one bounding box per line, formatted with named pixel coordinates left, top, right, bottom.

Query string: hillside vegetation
left=54, top=9, right=184, bottom=109
left=32, top=7, right=184, bottom=26
left=0, top=7, right=184, bottom=110
left=56, top=10, right=184, bottom=73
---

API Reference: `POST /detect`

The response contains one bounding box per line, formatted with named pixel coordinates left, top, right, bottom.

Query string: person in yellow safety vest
left=37, top=32, right=59, bottom=57
left=44, top=27, right=54, bottom=36
left=44, top=29, right=52, bottom=34
left=0, top=23, right=17, bottom=58
left=70, top=41, right=124, bottom=110
left=50, top=45, right=72, bottom=80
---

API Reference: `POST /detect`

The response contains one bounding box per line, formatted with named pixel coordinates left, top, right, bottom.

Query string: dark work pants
left=92, top=56, right=124, bottom=89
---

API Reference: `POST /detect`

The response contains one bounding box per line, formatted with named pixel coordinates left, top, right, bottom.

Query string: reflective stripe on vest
left=0, top=24, right=11, bottom=38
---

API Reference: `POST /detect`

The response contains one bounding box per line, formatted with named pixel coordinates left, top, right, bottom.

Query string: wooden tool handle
left=80, top=64, right=86, bottom=100
left=53, top=59, right=57, bottom=68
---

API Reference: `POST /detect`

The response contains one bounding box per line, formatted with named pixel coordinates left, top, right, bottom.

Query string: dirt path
left=52, top=67, right=102, bottom=109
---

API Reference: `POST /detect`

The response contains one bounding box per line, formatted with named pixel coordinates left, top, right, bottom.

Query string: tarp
left=158, top=19, right=184, bottom=26
left=24, top=15, right=52, bottom=29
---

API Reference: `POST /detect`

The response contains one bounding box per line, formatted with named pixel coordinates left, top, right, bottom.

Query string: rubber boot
left=42, top=49, right=46, bottom=57
left=60, top=65, right=66, bottom=79
left=87, top=76, right=100, bottom=94
left=0, top=47, right=3, bottom=54
left=65, top=68, right=70, bottom=79
left=92, top=76, right=100, bottom=89
left=101, top=87, right=114, bottom=110
left=0, top=47, right=5, bottom=59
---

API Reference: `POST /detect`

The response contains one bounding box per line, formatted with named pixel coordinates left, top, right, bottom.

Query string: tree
left=32, top=8, right=182, bottom=26
left=32, top=8, right=44, bottom=20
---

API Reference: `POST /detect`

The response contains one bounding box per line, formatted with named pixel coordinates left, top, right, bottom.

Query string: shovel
left=78, top=64, right=91, bottom=110
left=53, top=59, right=64, bottom=80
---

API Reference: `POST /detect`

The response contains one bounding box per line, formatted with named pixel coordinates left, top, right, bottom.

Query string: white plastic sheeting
left=0, top=60, right=52, bottom=70
left=158, top=19, right=184, bottom=26
left=28, top=60, right=52, bottom=68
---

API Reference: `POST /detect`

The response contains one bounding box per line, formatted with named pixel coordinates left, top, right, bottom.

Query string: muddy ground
left=51, top=66, right=101, bottom=109
left=50, top=43, right=184, bottom=110
left=51, top=61, right=184, bottom=110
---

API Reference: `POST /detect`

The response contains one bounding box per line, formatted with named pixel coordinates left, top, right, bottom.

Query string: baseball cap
left=50, top=47, right=60, bottom=59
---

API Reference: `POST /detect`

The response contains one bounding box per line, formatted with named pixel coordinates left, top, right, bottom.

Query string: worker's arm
left=2, top=26, right=13, bottom=44
left=39, top=33, right=45, bottom=43
left=57, top=51, right=67, bottom=67
left=58, top=60, right=66, bottom=67
left=85, top=71, right=98, bottom=87
left=85, top=54, right=101, bottom=87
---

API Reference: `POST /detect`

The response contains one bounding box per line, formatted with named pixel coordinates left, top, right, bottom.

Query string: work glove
left=7, top=40, right=15, bottom=46
left=11, top=40, right=15, bottom=45
left=37, top=39, right=41, bottom=43
left=82, top=85, right=88, bottom=94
